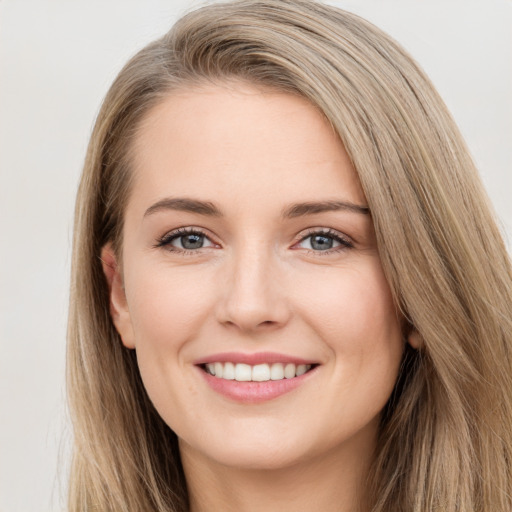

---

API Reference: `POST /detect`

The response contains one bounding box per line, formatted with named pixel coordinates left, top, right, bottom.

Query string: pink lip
left=194, top=355, right=319, bottom=404
left=194, top=351, right=316, bottom=366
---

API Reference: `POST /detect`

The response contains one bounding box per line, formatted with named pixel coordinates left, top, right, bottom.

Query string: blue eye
left=174, top=233, right=207, bottom=249
left=156, top=229, right=215, bottom=251
left=297, top=230, right=352, bottom=252
left=303, top=234, right=338, bottom=250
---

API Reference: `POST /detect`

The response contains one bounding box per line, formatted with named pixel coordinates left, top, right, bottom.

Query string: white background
left=0, top=1, right=510, bottom=510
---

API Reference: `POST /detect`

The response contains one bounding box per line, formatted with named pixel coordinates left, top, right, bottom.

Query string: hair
left=67, top=0, right=512, bottom=510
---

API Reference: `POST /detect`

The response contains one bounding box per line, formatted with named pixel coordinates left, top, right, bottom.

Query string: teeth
left=214, top=362, right=224, bottom=379
left=270, top=363, right=284, bottom=380
left=296, top=364, right=307, bottom=376
left=235, top=363, right=252, bottom=381
left=284, top=363, right=296, bottom=379
left=223, top=362, right=235, bottom=380
left=204, top=362, right=313, bottom=381
left=252, top=363, right=270, bottom=381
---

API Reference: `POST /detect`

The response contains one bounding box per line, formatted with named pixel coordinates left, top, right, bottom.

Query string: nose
left=215, top=244, right=291, bottom=333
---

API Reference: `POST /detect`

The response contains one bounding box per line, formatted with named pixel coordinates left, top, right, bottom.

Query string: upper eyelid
left=155, top=226, right=218, bottom=248
left=161, top=226, right=214, bottom=239
left=295, top=227, right=353, bottom=243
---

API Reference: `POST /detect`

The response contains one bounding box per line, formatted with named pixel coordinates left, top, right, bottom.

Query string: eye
left=155, top=228, right=216, bottom=252
left=295, top=229, right=353, bottom=252
left=173, top=232, right=212, bottom=250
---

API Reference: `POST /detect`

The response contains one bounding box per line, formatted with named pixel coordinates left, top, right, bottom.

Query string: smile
left=196, top=354, right=319, bottom=403
left=204, top=362, right=313, bottom=381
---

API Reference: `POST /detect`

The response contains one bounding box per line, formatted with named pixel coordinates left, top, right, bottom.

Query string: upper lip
left=194, top=352, right=318, bottom=366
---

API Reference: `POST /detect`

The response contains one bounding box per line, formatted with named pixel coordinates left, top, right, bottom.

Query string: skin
left=102, top=82, right=409, bottom=512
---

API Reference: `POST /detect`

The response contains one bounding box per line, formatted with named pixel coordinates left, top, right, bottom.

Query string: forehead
left=128, top=82, right=366, bottom=216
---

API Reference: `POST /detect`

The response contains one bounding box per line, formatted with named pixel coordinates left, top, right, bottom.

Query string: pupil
left=311, top=235, right=333, bottom=250
left=182, top=234, right=203, bottom=249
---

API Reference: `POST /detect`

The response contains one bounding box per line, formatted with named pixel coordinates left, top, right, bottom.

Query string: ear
left=407, top=329, right=423, bottom=350
left=100, top=244, right=136, bottom=349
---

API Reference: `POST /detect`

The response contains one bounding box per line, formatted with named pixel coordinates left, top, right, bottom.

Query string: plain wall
left=0, top=1, right=510, bottom=510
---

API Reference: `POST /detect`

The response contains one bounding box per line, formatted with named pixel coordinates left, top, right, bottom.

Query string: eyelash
left=154, top=227, right=354, bottom=255
left=153, top=227, right=216, bottom=255
left=295, top=228, right=354, bottom=255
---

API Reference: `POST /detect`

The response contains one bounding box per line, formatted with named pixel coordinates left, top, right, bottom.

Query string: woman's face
left=105, top=82, right=404, bottom=470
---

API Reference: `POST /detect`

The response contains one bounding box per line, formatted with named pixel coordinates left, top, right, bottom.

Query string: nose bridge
left=217, top=237, right=289, bottom=331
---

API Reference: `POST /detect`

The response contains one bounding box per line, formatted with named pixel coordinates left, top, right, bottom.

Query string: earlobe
left=407, top=329, right=423, bottom=350
left=100, top=244, right=136, bottom=349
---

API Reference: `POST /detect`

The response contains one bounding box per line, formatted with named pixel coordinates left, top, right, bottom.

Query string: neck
left=180, top=431, right=374, bottom=512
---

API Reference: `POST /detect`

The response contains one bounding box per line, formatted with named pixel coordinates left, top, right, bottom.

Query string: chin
left=179, top=427, right=315, bottom=472
left=207, top=447, right=307, bottom=472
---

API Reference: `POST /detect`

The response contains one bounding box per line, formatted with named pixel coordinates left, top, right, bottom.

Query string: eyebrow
left=143, top=197, right=370, bottom=219
left=144, top=197, right=223, bottom=218
left=281, top=200, right=370, bottom=218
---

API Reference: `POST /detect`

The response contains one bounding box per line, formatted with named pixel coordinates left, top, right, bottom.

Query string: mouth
left=195, top=354, right=319, bottom=403
left=194, top=352, right=320, bottom=403
left=201, top=362, right=317, bottom=382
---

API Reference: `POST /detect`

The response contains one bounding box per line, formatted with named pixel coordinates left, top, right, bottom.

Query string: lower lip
left=198, top=367, right=317, bottom=404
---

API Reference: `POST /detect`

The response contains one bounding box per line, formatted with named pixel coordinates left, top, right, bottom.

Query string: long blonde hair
left=67, top=1, right=512, bottom=510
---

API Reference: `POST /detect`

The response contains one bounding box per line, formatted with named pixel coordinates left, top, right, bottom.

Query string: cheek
left=294, top=262, right=401, bottom=345
left=292, top=260, right=403, bottom=393
left=125, top=263, right=214, bottom=349
left=122, top=263, right=215, bottom=424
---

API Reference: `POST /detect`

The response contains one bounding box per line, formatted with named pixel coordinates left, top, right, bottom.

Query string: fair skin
left=102, top=82, right=409, bottom=512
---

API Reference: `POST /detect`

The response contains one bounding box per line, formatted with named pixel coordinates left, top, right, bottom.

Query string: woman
left=67, top=0, right=512, bottom=510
